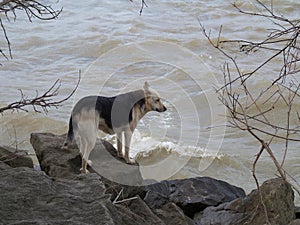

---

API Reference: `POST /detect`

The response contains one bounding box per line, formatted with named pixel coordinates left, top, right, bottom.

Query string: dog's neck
left=135, top=97, right=149, bottom=119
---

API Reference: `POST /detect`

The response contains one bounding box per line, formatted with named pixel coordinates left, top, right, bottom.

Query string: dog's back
left=63, top=90, right=145, bottom=147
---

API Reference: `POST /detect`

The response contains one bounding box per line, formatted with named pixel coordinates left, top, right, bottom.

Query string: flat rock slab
left=30, top=132, right=143, bottom=185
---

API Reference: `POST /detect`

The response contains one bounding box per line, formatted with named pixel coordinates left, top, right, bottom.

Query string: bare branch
left=200, top=0, right=300, bottom=198
left=0, top=70, right=81, bottom=114
left=0, top=0, right=62, bottom=60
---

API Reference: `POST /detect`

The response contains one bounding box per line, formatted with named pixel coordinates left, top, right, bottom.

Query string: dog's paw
left=125, top=158, right=136, bottom=165
left=80, top=167, right=90, bottom=174
left=61, top=144, right=68, bottom=150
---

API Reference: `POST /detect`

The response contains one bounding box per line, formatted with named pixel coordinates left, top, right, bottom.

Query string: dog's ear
left=143, top=81, right=150, bottom=96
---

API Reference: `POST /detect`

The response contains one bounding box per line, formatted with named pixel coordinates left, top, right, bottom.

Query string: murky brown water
left=0, top=0, right=299, bottom=200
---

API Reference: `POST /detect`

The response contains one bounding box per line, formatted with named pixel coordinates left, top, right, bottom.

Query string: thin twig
left=112, top=188, right=138, bottom=204
left=0, top=70, right=81, bottom=114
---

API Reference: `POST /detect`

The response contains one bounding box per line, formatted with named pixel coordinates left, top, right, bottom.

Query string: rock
left=295, top=206, right=300, bottom=219
left=194, top=178, right=295, bottom=225
left=144, top=177, right=246, bottom=218
left=0, top=145, right=33, bottom=168
left=193, top=200, right=244, bottom=225
left=289, top=219, right=300, bottom=225
left=0, top=167, right=164, bottom=225
left=143, top=180, right=170, bottom=209
left=105, top=180, right=147, bottom=203
left=30, top=132, right=81, bottom=179
left=30, top=132, right=143, bottom=185
left=155, top=202, right=194, bottom=225
left=0, top=161, right=12, bottom=170
left=126, top=196, right=165, bottom=225
left=28, top=133, right=295, bottom=224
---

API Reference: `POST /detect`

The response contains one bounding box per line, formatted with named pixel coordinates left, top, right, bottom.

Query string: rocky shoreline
left=0, top=132, right=299, bottom=225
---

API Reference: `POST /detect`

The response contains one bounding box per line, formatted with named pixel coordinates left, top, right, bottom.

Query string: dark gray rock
left=0, top=161, right=12, bottom=170
left=126, top=196, right=165, bottom=225
left=155, top=202, right=194, bottom=225
left=194, top=178, right=295, bottom=225
left=143, top=180, right=170, bottom=208
left=0, top=167, right=164, bottom=225
left=289, top=219, right=300, bottom=225
left=193, top=200, right=244, bottom=225
left=30, top=132, right=81, bottom=179
left=30, top=132, right=143, bottom=186
left=0, top=145, right=33, bottom=168
left=144, top=177, right=246, bottom=218
left=295, top=206, right=300, bottom=219
left=28, top=132, right=295, bottom=225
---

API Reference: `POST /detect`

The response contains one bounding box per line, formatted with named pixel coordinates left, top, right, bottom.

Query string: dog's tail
left=62, top=116, right=75, bottom=148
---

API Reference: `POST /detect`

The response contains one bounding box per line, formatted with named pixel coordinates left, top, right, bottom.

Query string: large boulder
left=0, top=167, right=165, bottom=225
left=194, top=178, right=295, bottom=225
left=30, top=133, right=81, bottom=179
left=144, top=177, right=246, bottom=218
left=30, top=132, right=143, bottom=185
left=0, top=145, right=33, bottom=168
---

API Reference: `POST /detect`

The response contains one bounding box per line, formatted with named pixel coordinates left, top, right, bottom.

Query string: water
left=0, top=0, right=299, bottom=201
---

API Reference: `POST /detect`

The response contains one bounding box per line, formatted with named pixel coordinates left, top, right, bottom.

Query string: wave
left=102, top=129, right=225, bottom=161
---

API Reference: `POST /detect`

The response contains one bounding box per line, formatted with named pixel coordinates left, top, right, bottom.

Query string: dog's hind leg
left=75, top=136, right=83, bottom=158
left=124, top=129, right=135, bottom=164
left=77, top=120, right=96, bottom=173
left=79, top=136, right=88, bottom=173
left=81, top=125, right=97, bottom=173
left=116, top=131, right=123, bottom=158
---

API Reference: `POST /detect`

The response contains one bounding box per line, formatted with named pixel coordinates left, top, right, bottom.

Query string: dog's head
left=143, top=81, right=167, bottom=112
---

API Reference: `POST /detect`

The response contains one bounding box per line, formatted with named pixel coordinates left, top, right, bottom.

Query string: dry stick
left=0, top=0, right=62, bottom=60
left=112, top=188, right=138, bottom=205
left=205, top=23, right=271, bottom=125
left=139, top=0, right=148, bottom=15
left=252, top=145, right=270, bottom=225
left=283, top=92, right=291, bottom=168
left=0, top=70, right=81, bottom=114
left=0, top=18, right=11, bottom=60
left=249, top=129, right=286, bottom=180
left=234, top=94, right=271, bottom=224
left=252, top=130, right=279, bottom=225
left=112, top=188, right=124, bottom=204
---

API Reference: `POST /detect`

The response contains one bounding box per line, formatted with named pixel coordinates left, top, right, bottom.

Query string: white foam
left=102, top=129, right=224, bottom=160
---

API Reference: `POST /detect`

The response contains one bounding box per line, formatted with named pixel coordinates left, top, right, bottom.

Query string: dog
left=62, top=81, right=167, bottom=173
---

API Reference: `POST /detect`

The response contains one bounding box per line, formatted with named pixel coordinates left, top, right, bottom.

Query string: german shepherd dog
left=62, top=82, right=167, bottom=173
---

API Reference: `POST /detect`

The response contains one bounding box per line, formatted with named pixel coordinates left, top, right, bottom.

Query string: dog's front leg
left=116, top=132, right=123, bottom=158
left=124, top=129, right=135, bottom=164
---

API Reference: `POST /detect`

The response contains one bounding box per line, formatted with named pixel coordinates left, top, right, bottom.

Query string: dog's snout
left=156, top=106, right=167, bottom=112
